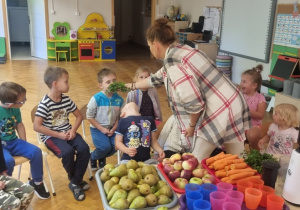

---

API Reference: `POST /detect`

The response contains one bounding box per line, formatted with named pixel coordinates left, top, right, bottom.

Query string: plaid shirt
left=150, top=44, right=251, bottom=149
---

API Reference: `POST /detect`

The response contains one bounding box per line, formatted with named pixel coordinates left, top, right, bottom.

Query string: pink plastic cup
left=222, top=201, right=241, bottom=210
left=249, top=177, right=264, bottom=189
left=217, top=182, right=233, bottom=194
left=236, top=180, right=253, bottom=201
left=245, top=188, right=262, bottom=210
left=210, top=191, right=227, bottom=210
left=267, top=194, right=285, bottom=210
left=259, top=185, right=275, bottom=207
left=226, top=190, right=244, bottom=206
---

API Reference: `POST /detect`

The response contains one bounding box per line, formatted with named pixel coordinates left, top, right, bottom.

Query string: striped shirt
left=35, top=94, right=77, bottom=142
left=149, top=44, right=251, bottom=149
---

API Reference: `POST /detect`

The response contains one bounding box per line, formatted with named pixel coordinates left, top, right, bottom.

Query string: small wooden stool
left=56, top=50, right=68, bottom=62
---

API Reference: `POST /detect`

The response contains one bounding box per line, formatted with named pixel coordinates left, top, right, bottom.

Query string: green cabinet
left=47, top=40, right=78, bottom=61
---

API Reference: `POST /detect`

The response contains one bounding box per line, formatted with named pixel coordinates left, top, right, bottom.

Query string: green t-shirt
left=0, top=106, right=22, bottom=141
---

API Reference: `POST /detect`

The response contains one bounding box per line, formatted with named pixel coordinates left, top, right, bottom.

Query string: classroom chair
left=13, top=156, right=31, bottom=180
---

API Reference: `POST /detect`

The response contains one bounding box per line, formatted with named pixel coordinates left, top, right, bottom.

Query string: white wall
left=0, top=1, right=4, bottom=37
left=47, top=0, right=112, bottom=32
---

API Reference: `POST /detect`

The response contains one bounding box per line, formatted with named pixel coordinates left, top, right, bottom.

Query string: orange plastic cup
left=249, top=177, right=264, bottom=189
left=259, top=185, right=275, bottom=207
left=236, top=180, right=253, bottom=201
left=245, top=188, right=262, bottom=210
left=267, top=194, right=285, bottom=210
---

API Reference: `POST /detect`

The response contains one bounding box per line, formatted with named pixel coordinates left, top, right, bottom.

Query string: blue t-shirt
left=115, top=115, right=156, bottom=161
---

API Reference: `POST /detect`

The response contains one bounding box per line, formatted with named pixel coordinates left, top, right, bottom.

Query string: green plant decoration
left=107, top=82, right=130, bottom=94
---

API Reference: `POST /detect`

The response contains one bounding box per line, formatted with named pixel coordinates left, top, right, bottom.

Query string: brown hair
left=274, top=103, right=300, bottom=128
left=97, top=68, right=116, bottom=83
left=0, top=82, right=26, bottom=104
left=146, top=18, right=176, bottom=45
left=133, top=67, right=151, bottom=82
left=242, top=64, right=263, bottom=91
left=44, top=66, right=69, bottom=88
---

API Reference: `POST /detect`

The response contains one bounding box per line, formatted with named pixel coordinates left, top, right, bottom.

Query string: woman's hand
left=0, top=181, right=6, bottom=190
left=185, top=126, right=195, bottom=137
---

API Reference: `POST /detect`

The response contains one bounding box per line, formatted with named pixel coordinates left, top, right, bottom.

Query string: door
left=28, top=0, right=47, bottom=59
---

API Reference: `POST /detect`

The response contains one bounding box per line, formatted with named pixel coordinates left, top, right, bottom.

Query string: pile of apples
left=162, top=153, right=215, bottom=189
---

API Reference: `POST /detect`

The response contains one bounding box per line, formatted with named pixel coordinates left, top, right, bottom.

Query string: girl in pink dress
left=240, top=64, right=267, bottom=150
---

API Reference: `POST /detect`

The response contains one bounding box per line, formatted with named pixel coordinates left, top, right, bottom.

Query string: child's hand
left=258, top=139, right=265, bottom=150
left=0, top=181, right=6, bottom=190
left=100, top=127, right=109, bottom=135
left=108, top=129, right=115, bottom=137
left=66, top=130, right=76, bottom=140
left=157, top=151, right=165, bottom=162
left=127, top=147, right=137, bottom=157
left=58, top=132, right=70, bottom=141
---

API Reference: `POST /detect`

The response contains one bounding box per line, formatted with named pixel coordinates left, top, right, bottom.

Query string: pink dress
left=244, top=92, right=266, bottom=127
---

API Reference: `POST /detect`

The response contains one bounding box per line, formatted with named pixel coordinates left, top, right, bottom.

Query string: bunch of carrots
left=205, top=152, right=261, bottom=185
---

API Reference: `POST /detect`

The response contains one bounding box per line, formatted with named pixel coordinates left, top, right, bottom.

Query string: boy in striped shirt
left=33, top=66, right=90, bottom=201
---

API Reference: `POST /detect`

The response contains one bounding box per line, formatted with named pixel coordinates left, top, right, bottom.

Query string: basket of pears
left=96, top=160, right=178, bottom=210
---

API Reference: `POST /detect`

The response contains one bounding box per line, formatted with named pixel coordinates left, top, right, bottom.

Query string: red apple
left=163, top=164, right=174, bottom=175
left=189, top=157, right=199, bottom=166
left=192, top=168, right=206, bottom=178
left=168, top=170, right=181, bottom=182
left=180, top=169, right=192, bottom=180
left=182, top=159, right=198, bottom=171
left=162, top=158, right=171, bottom=166
left=174, top=178, right=189, bottom=189
left=189, top=177, right=203, bottom=185
left=202, top=174, right=216, bottom=184
left=169, top=153, right=182, bottom=164
left=181, top=152, right=195, bottom=160
left=173, top=161, right=183, bottom=171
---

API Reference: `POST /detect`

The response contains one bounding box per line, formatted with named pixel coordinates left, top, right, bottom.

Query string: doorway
left=4, top=0, right=47, bottom=60
left=114, top=0, right=153, bottom=60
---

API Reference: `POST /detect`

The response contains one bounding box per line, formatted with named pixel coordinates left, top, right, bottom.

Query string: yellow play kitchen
left=47, top=13, right=116, bottom=62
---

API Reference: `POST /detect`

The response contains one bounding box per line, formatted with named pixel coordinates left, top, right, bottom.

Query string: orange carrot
left=206, top=152, right=225, bottom=165
left=230, top=162, right=248, bottom=170
left=226, top=168, right=257, bottom=176
left=213, top=154, right=239, bottom=166
left=215, top=170, right=227, bottom=178
left=229, top=172, right=255, bottom=180
left=226, top=175, right=261, bottom=184
left=214, top=163, right=226, bottom=170
left=209, top=165, right=214, bottom=169
left=221, top=177, right=231, bottom=182
left=233, top=159, right=245, bottom=164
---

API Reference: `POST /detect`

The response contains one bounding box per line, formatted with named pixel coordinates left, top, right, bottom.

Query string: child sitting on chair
left=115, top=102, right=165, bottom=163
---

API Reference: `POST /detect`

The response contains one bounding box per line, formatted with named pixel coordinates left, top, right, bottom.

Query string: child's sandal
left=69, top=183, right=85, bottom=201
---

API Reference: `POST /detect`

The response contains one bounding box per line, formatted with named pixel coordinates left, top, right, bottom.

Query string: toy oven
left=79, top=43, right=94, bottom=60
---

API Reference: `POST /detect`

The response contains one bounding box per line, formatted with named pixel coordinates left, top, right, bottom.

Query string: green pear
left=138, top=161, right=145, bottom=168
left=126, top=159, right=139, bottom=170
left=120, top=178, right=134, bottom=191
left=135, top=167, right=142, bottom=174
left=119, top=175, right=128, bottom=184
left=127, top=188, right=141, bottom=204
left=110, top=197, right=129, bottom=209
left=145, top=193, right=158, bottom=207
left=157, top=206, right=169, bottom=210
left=104, top=163, right=115, bottom=171
left=110, top=176, right=119, bottom=184
left=127, top=169, right=139, bottom=183
left=100, top=170, right=111, bottom=182
left=138, top=183, right=151, bottom=195
left=109, top=189, right=127, bottom=205
left=150, top=185, right=158, bottom=194
left=109, top=165, right=128, bottom=178
left=155, top=180, right=167, bottom=189
left=129, top=196, right=147, bottom=209
left=154, top=185, right=172, bottom=198
left=107, top=184, right=121, bottom=201
left=144, top=174, right=158, bottom=186
left=104, top=180, right=116, bottom=195
left=141, top=165, right=153, bottom=178
left=138, top=178, right=145, bottom=185
left=157, top=194, right=172, bottom=205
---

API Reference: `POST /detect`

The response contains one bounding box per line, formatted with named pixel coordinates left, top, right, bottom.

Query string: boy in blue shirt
left=86, top=68, right=124, bottom=170
left=0, top=82, right=50, bottom=199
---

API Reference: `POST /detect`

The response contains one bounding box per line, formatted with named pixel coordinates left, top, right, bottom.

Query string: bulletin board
left=219, top=0, right=277, bottom=63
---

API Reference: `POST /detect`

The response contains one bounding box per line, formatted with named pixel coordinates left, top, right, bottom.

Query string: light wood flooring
left=0, top=57, right=272, bottom=210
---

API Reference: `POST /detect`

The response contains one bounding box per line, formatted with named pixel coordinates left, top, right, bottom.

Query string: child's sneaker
left=90, top=158, right=98, bottom=171
left=28, top=179, right=50, bottom=199
left=98, top=158, right=106, bottom=169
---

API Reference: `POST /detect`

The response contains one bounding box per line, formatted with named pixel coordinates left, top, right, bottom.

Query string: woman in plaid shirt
left=126, top=18, right=251, bottom=161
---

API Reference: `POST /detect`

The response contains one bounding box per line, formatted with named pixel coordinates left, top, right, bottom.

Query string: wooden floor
left=0, top=57, right=272, bottom=210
